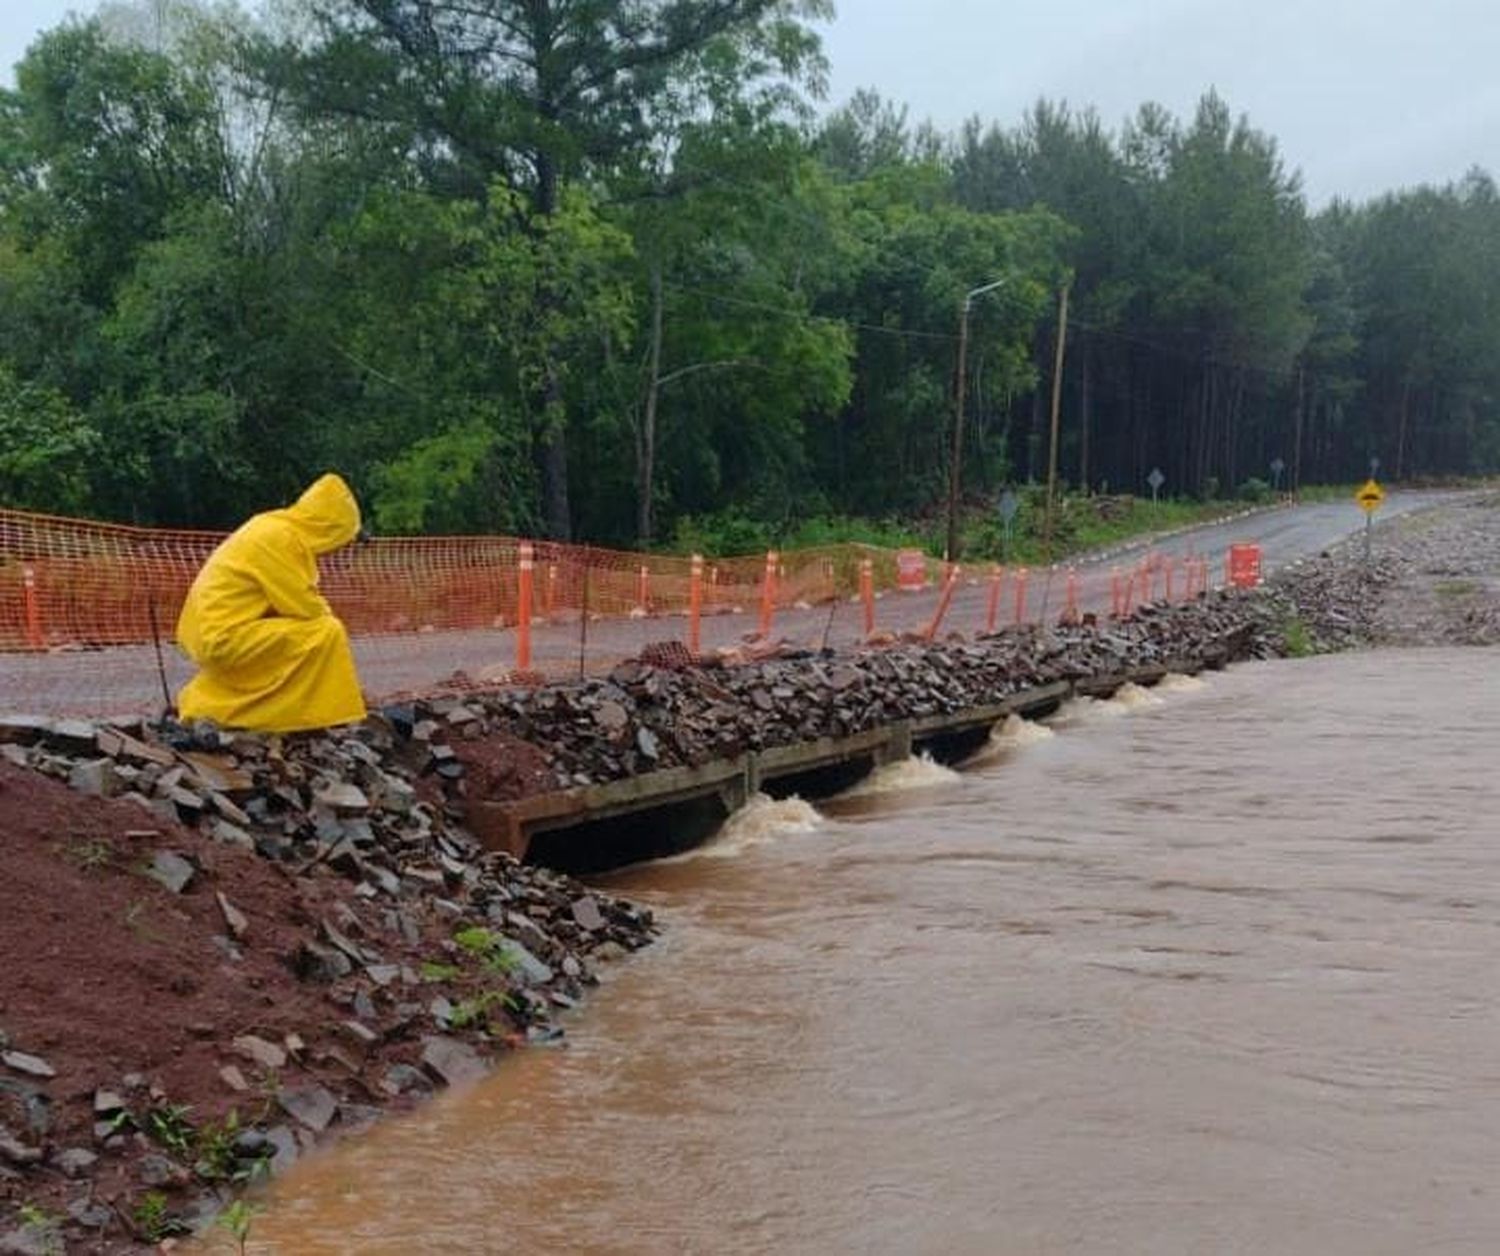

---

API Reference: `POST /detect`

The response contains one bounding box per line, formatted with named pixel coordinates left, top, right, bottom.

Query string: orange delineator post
left=1063, top=567, right=1080, bottom=623
left=637, top=564, right=650, bottom=614
left=1110, top=566, right=1124, bottom=618
left=22, top=565, right=43, bottom=651
left=1013, top=567, right=1029, bottom=625
left=516, top=542, right=533, bottom=672
left=759, top=550, right=778, bottom=638
left=545, top=562, right=557, bottom=617
left=859, top=558, right=875, bottom=637
left=688, top=554, right=703, bottom=655
left=924, top=564, right=961, bottom=640
left=985, top=566, right=1005, bottom=634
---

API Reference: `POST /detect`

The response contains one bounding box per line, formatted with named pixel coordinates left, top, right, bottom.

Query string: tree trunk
left=637, top=261, right=664, bottom=546
left=1395, top=376, right=1411, bottom=481
left=1196, top=364, right=1213, bottom=494
left=534, top=152, right=571, bottom=540
left=1226, top=369, right=1244, bottom=489
left=1028, top=378, right=1044, bottom=482
left=1293, top=367, right=1305, bottom=495
left=1078, top=344, right=1091, bottom=493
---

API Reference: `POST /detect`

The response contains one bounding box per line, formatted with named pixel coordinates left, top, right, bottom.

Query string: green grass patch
left=1281, top=616, right=1315, bottom=658
left=661, top=485, right=1336, bottom=567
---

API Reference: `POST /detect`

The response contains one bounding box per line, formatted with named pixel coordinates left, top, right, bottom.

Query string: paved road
left=3, top=491, right=1456, bottom=718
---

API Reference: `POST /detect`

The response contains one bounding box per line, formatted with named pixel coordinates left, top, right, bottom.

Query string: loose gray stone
left=571, top=896, right=606, bottom=932
left=381, top=1064, right=431, bottom=1097
left=216, top=892, right=249, bottom=940
left=210, top=818, right=254, bottom=850
left=420, top=1035, right=486, bottom=1088
left=92, top=1088, right=125, bottom=1114
left=294, top=940, right=352, bottom=983
left=340, top=1020, right=379, bottom=1047
left=232, top=1129, right=269, bottom=1157
left=1, top=1052, right=54, bottom=1080
left=66, top=1199, right=114, bottom=1229
left=232, top=1035, right=287, bottom=1071
left=137, top=1152, right=183, bottom=1187
left=265, top=1124, right=299, bottom=1175
left=501, top=939, right=554, bottom=986
left=315, top=781, right=370, bottom=813
left=147, top=850, right=196, bottom=894
left=0, top=1223, right=60, bottom=1256
left=277, top=1085, right=338, bottom=1133
left=67, top=758, right=117, bottom=797
left=52, top=1147, right=97, bottom=1178
left=0, top=1127, right=41, bottom=1167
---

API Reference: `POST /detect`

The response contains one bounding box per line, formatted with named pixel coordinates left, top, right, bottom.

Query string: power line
left=664, top=280, right=962, bottom=343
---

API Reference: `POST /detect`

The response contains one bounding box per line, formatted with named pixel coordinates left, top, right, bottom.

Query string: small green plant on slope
left=453, top=926, right=522, bottom=977
left=15, top=1205, right=62, bottom=1256
left=59, top=836, right=114, bottom=872
left=215, top=1200, right=261, bottom=1255
left=142, top=1102, right=195, bottom=1159
left=132, top=1192, right=189, bottom=1243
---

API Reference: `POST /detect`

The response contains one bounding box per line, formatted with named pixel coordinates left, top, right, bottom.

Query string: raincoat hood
left=274, top=473, right=362, bottom=556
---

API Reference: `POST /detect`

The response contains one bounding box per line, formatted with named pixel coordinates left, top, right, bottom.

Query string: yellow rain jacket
left=175, top=474, right=367, bottom=733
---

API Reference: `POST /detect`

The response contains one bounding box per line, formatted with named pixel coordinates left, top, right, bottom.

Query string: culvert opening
left=524, top=792, right=734, bottom=875
left=759, top=756, right=876, bottom=802
left=913, top=726, right=993, bottom=765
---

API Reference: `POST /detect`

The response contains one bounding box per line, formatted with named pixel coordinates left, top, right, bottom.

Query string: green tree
left=272, top=0, right=830, bottom=539
left=0, top=364, right=99, bottom=511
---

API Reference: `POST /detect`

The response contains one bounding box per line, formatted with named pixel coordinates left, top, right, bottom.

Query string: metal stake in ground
left=147, top=592, right=175, bottom=719
left=1356, top=478, right=1385, bottom=569
left=578, top=557, right=590, bottom=679
left=997, top=488, right=1020, bottom=563
left=820, top=584, right=841, bottom=653
left=1147, top=467, right=1165, bottom=514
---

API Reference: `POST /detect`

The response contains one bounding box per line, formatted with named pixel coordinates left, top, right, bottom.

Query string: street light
left=947, top=277, right=1011, bottom=563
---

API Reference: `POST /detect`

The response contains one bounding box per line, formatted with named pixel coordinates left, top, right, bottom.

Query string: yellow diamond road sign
left=1356, top=479, right=1385, bottom=514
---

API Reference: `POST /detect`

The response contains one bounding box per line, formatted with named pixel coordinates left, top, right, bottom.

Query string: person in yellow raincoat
left=175, top=473, right=368, bottom=733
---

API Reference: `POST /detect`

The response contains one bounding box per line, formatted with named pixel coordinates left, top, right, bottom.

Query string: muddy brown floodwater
left=248, top=648, right=1500, bottom=1256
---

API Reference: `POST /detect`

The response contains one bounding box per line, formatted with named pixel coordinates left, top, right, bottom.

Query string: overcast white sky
left=4, top=0, right=1496, bottom=205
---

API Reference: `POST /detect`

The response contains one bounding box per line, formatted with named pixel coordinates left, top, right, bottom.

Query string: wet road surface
left=9, top=492, right=1454, bottom=717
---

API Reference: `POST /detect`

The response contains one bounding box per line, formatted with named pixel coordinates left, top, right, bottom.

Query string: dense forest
left=2, top=0, right=1497, bottom=548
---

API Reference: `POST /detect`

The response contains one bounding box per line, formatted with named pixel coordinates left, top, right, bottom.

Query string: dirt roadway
left=0, top=491, right=1456, bottom=719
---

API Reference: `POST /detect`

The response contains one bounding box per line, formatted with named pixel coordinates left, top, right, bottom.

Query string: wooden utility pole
left=1041, top=282, right=1071, bottom=561
left=948, top=277, right=1011, bottom=563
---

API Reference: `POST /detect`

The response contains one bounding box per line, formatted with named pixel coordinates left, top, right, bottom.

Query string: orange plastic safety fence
left=2, top=506, right=1243, bottom=718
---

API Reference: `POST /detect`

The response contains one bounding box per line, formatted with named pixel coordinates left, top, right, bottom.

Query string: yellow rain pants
left=175, top=473, right=368, bottom=733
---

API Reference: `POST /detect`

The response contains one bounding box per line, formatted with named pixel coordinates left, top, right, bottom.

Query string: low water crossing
left=251, top=648, right=1500, bottom=1255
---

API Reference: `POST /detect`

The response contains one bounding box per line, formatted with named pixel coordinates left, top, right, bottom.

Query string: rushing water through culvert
left=250, top=649, right=1500, bottom=1255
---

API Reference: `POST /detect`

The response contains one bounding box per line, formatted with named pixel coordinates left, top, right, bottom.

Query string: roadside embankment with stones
left=0, top=715, right=655, bottom=1255
left=1256, top=490, right=1500, bottom=651
left=0, top=552, right=1422, bottom=1254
